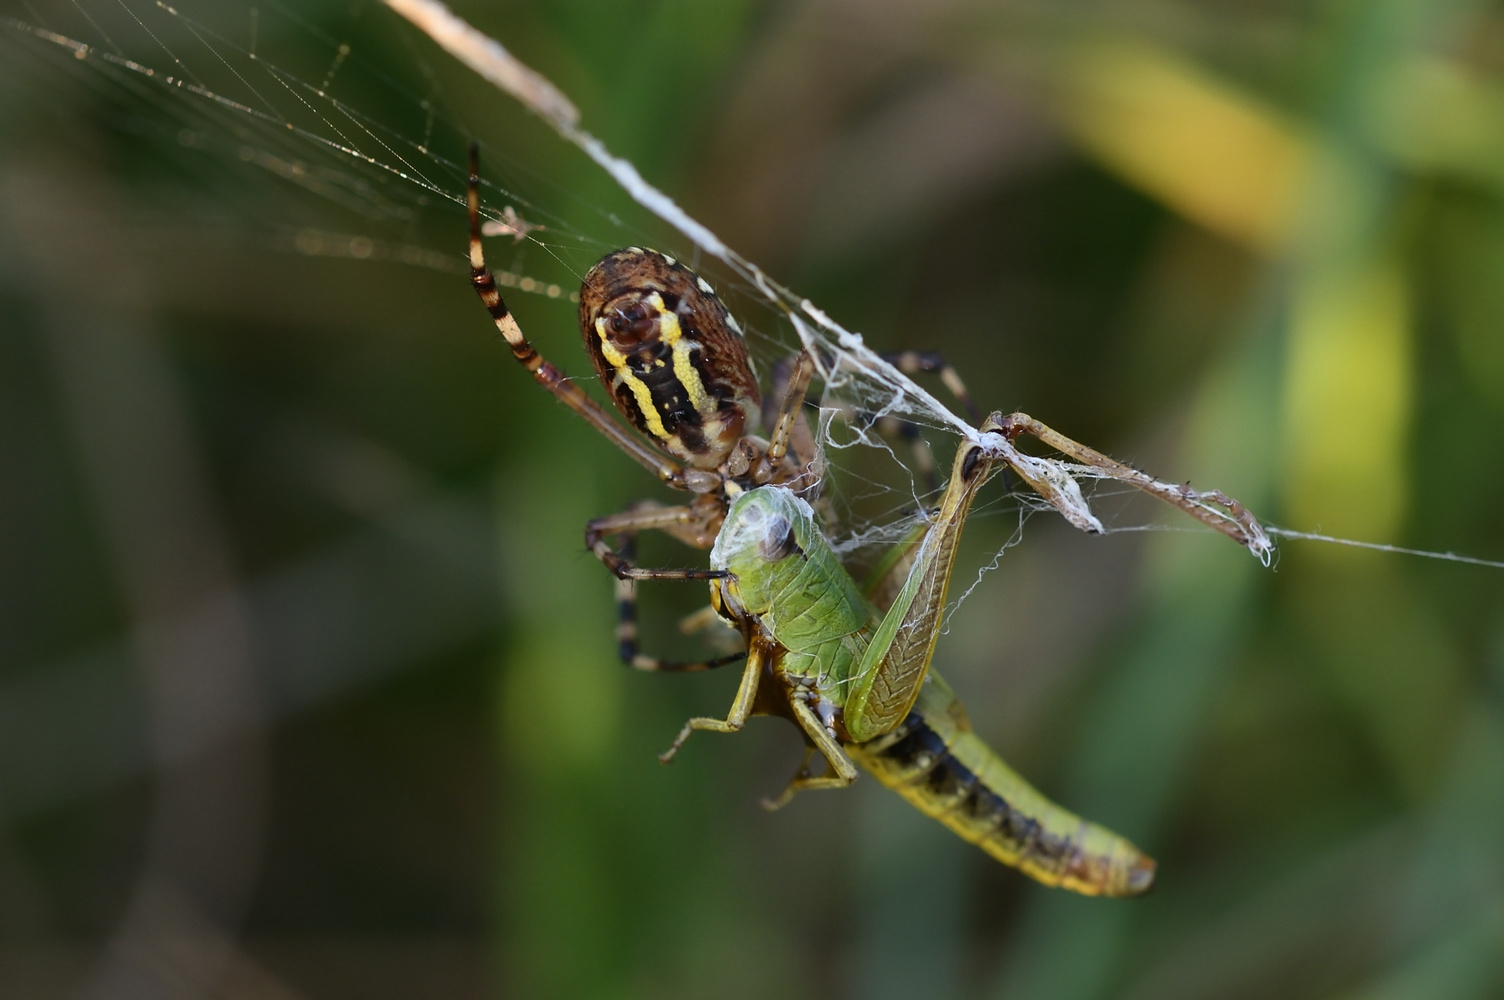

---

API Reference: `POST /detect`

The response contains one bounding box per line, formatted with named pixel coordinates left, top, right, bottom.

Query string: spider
left=466, top=147, right=979, bottom=673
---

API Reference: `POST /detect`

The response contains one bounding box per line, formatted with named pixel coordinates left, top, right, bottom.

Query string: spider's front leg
left=870, top=350, right=981, bottom=497
left=584, top=498, right=726, bottom=581
left=469, top=146, right=718, bottom=495
left=586, top=500, right=743, bottom=674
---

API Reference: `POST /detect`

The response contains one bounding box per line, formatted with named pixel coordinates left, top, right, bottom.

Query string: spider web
left=1, top=0, right=1297, bottom=602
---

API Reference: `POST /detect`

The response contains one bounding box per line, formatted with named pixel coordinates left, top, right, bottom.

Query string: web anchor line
left=1265, top=529, right=1504, bottom=570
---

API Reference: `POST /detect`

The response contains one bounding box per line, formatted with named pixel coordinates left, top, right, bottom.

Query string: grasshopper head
left=710, top=486, right=813, bottom=617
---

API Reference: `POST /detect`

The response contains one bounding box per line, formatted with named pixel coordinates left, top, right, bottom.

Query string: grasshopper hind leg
left=761, top=697, right=858, bottom=811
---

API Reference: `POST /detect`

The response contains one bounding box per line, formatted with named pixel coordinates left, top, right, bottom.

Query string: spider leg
left=468, top=145, right=710, bottom=493
left=760, top=352, right=821, bottom=479
left=765, top=348, right=981, bottom=497
left=873, top=415, right=939, bottom=495
left=875, top=350, right=982, bottom=497
left=755, top=350, right=817, bottom=487
left=880, top=350, right=979, bottom=423
left=585, top=502, right=725, bottom=580
left=677, top=604, right=727, bottom=635
left=612, top=531, right=744, bottom=674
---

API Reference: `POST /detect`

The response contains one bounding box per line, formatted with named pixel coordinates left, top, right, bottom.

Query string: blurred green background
left=3, top=0, right=1504, bottom=998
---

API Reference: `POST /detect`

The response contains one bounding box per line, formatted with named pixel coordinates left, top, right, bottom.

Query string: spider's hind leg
left=881, top=350, right=979, bottom=423
left=780, top=348, right=983, bottom=498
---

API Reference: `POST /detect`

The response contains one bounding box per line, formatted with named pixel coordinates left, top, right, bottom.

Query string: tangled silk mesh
left=1, top=0, right=1277, bottom=610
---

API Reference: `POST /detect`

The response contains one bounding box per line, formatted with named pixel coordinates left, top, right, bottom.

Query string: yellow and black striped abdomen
left=850, top=672, right=1155, bottom=897
left=579, top=248, right=760, bottom=470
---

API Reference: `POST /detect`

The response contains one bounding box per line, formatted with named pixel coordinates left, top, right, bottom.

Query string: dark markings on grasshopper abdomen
left=852, top=707, right=1156, bottom=896
left=865, top=714, right=1075, bottom=870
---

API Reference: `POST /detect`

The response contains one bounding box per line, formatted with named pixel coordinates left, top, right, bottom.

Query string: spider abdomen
left=580, top=247, right=760, bottom=470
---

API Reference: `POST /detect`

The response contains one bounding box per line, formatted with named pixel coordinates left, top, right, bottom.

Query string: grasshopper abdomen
left=851, top=676, right=1156, bottom=898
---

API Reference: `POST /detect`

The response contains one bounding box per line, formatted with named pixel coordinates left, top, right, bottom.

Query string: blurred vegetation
left=2, top=0, right=1504, bottom=998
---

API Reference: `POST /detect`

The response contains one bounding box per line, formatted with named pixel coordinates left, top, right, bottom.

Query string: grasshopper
left=662, top=413, right=1189, bottom=897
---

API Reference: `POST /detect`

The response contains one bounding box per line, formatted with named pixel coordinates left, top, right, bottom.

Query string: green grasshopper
left=660, top=413, right=1196, bottom=896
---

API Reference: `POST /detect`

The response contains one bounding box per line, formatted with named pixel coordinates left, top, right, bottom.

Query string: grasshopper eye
left=758, top=515, right=802, bottom=563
